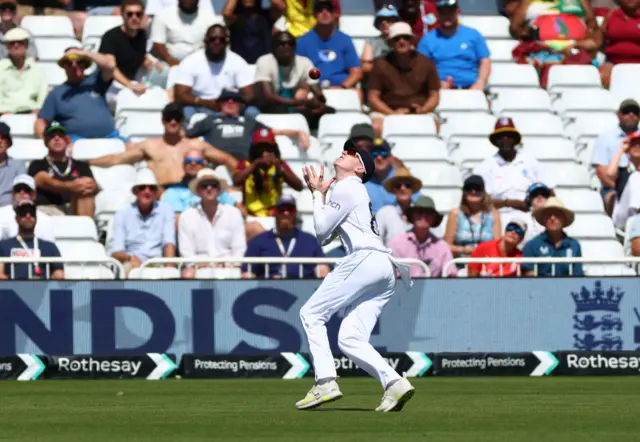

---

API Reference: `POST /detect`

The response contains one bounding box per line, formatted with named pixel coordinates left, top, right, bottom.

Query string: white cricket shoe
left=375, top=376, right=415, bottom=412
left=295, top=380, right=343, bottom=410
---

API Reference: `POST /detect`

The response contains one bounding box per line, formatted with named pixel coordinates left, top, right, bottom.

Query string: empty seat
left=256, top=113, right=310, bottom=133
left=40, top=62, right=67, bottom=87
left=196, top=267, right=242, bottom=279
left=553, top=89, right=617, bottom=116
left=51, top=216, right=98, bottom=241
left=581, top=239, right=625, bottom=259
left=609, top=64, right=640, bottom=103
left=521, top=138, right=576, bottom=162
left=411, top=163, right=463, bottom=187
left=339, top=15, right=379, bottom=38
left=129, top=267, right=181, bottom=279
left=34, top=38, right=82, bottom=62
left=318, top=113, right=371, bottom=142
left=0, top=114, right=36, bottom=137
left=546, top=65, right=602, bottom=92
left=390, top=138, right=449, bottom=162
left=57, top=240, right=107, bottom=259
left=323, top=89, right=361, bottom=112
left=566, top=112, right=618, bottom=141
left=584, top=264, right=637, bottom=276
left=383, top=115, right=438, bottom=138
left=566, top=214, right=616, bottom=239
left=550, top=163, right=591, bottom=187
left=449, top=138, right=496, bottom=169
left=119, top=113, right=164, bottom=138
left=440, top=113, right=498, bottom=141
left=115, top=87, right=169, bottom=117
left=423, top=188, right=462, bottom=213
left=73, top=139, right=126, bottom=160
left=506, top=113, right=565, bottom=138
left=555, top=189, right=605, bottom=213
left=486, top=40, right=517, bottom=62
left=285, top=159, right=322, bottom=181
left=21, top=15, right=74, bottom=38
left=488, top=64, right=539, bottom=89
left=82, top=15, right=123, bottom=43
left=213, top=165, right=233, bottom=186
left=491, top=89, right=552, bottom=114
left=8, top=139, right=47, bottom=160
left=65, top=265, right=116, bottom=280
left=437, top=90, right=490, bottom=116
left=92, top=165, right=137, bottom=191
left=95, top=189, right=135, bottom=217
left=460, top=15, right=510, bottom=39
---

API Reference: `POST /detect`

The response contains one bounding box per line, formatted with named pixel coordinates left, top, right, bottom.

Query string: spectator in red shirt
left=390, top=0, right=438, bottom=40
left=599, top=0, right=640, bottom=87
left=467, top=219, right=527, bottom=277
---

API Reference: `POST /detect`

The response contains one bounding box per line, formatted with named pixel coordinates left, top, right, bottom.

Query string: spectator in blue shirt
left=296, top=0, right=363, bottom=99
left=34, top=47, right=132, bottom=148
left=0, top=200, right=64, bottom=280
left=363, top=138, right=420, bottom=213
left=417, top=0, right=491, bottom=90
left=109, top=168, right=176, bottom=276
left=522, top=197, right=584, bottom=277
left=241, top=195, right=329, bottom=279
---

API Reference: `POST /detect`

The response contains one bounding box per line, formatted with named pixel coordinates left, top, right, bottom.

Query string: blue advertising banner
left=1, top=279, right=639, bottom=358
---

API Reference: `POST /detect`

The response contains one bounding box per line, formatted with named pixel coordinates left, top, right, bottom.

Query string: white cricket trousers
left=299, top=250, right=401, bottom=389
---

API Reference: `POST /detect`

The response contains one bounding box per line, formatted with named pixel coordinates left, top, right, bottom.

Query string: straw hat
left=384, top=168, right=422, bottom=193
left=533, top=197, right=575, bottom=227
left=189, top=168, right=228, bottom=194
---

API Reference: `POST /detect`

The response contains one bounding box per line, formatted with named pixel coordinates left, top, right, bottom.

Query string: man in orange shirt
left=467, top=219, right=526, bottom=277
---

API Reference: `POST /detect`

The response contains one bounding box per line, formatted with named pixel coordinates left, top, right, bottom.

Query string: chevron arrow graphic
left=531, top=351, right=559, bottom=376
left=281, top=352, right=310, bottom=379
left=147, top=353, right=177, bottom=380
left=405, top=352, right=432, bottom=377
left=17, top=354, right=45, bottom=381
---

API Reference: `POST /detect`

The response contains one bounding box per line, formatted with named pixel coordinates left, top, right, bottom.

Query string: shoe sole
left=296, top=393, right=343, bottom=411
left=385, top=387, right=416, bottom=412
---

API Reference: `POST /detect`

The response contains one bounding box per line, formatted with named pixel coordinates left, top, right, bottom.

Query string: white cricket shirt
left=613, top=170, right=640, bottom=230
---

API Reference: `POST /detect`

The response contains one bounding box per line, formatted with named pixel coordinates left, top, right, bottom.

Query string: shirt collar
left=406, top=230, right=436, bottom=246
left=270, top=227, right=300, bottom=239
left=134, top=201, right=159, bottom=218
left=493, top=151, right=524, bottom=166
left=540, top=231, right=570, bottom=248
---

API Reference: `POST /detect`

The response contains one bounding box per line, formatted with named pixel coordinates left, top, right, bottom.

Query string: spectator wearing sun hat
left=375, top=167, right=422, bottom=245
left=522, top=197, right=583, bottom=277
left=178, top=168, right=246, bottom=279
left=474, top=117, right=555, bottom=215
left=109, top=169, right=176, bottom=276
left=361, top=4, right=401, bottom=73
left=0, top=3, right=37, bottom=61
left=467, top=219, right=526, bottom=277
left=0, top=27, right=46, bottom=115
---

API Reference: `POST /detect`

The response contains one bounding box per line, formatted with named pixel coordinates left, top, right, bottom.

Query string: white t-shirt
left=149, top=6, right=220, bottom=61
left=174, top=49, right=254, bottom=99
left=0, top=205, right=56, bottom=242
left=613, top=170, right=640, bottom=230
left=474, top=151, right=555, bottom=214
left=145, top=0, right=215, bottom=16
left=254, top=53, right=317, bottom=93
left=178, top=203, right=246, bottom=259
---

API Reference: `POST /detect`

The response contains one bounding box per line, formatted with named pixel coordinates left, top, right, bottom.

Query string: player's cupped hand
left=302, top=165, right=335, bottom=194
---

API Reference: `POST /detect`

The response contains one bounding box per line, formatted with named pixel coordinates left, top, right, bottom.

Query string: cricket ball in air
left=309, top=68, right=321, bottom=80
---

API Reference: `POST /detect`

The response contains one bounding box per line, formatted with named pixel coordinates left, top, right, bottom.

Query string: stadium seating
left=21, top=15, right=74, bottom=38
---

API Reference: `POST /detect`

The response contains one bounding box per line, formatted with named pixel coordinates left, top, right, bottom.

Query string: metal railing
left=443, top=257, right=640, bottom=277
left=0, top=257, right=126, bottom=280
left=141, top=257, right=431, bottom=278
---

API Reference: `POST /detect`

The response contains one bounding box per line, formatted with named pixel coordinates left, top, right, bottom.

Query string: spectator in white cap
left=0, top=28, right=46, bottom=115
left=368, top=21, right=440, bottom=136
left=178, top=168, right=246, bottom=279
left=0, top=175, right=55, bottom=242
left=109, top=169, right=176, bottom=276
left=0, top=1, right=37, bottom=60
left=0, top=122, right=26, bottom=206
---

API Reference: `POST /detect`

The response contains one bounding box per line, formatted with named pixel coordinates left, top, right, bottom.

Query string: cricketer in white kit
left=296, top=142, right=415, bottom=412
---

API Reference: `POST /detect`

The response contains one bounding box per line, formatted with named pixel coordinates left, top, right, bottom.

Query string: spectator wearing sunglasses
left=363, top=138, right=420, bottom=213
left=28, top=122, right=97, bottom=217
left=0, top=200, right=63, bottom=280
left=0, top=175, right=55, bottom=242
left=375, top=167, right=422, bottom=245
left=284, top=0, right=340, bottom=38
left=34, top=47, right=134, bottom=148
left=178, top=168, right=246, bottom=279
left=518, top=182, right=551, bottom=244
left=296, top=0, right=362, bottom=98
left=0, top=0, right=38, bottom=61
left=444, top=175, right=501, bottom=259
left=361, top=4, right=400, bottom=75
left=368, top=22, right=440, bottom=136
left=590, top=98, right=640, bottom=216
left=150, top=0, right=219, bottom=67
left=100, top=0, right=166, bottom=106
left=242, top=195, right=328, bottom=279
left=109, top=169, right=176, bottom=276
left=467, top=219, right=526, bottom=277
left=222, top=0, right=285, bottom=64
left=256, top=31, right=334, bottom=131
left=417, top=0, right=491, bottom=90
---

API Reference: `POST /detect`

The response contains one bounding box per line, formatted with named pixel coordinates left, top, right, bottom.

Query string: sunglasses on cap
left=198, top=181, right=219, bottom=190
left=506, top=223, right=525, bottom=237
left=371, top=150, right=390, bottom=158
left=135, top=184, right=158, bottom=192
left=15, top=205, right=36, bottom=218
left=184, top=157, right=205, bottom=165
left=13, top=184, right=33, bottom=194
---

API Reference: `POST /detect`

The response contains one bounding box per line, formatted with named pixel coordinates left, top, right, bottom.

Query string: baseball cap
left=343, top=140, right=375, bottom=183
left=0, top=121, right=12, bottom=143
left=463, top=174, right=485, bottom=192
left=349, top=123, right=375, bottom=140
left=435, top=0, right=458, bottom=7
left=371, top=137, right=391, bottom=154
left=3, top=27, right=29, bottom=43
left=505, top=218, right=527, bottom=236
left=252, top=128, right=276, bottom=145
left=162, top=103, right=184, bottom=122
left=13, top=174, right=35, bottom=191
left=388, top=21, right=414, bottom=40
left=527, top=182, right=551, bottom=197
left=314, top=0, right=334, bottom=12
left=619, top=98, right=640, bottom=113
left=276, top=195, right=297, bottom=209
left=219, top=89, right=244, bottom=103
left=375, top=4, right=400, bottom=28
left=45, top=121, right=66, bottom=135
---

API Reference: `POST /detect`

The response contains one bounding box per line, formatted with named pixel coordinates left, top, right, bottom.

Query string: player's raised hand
left=303, top=165, right=335, bottom=194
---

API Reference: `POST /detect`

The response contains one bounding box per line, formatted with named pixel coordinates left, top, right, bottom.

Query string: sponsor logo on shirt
left=318, top=50, right=337, bottom=63
left=327, top=200, right=341, bottom=210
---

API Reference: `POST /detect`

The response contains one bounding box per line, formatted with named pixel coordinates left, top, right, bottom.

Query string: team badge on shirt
left=318, top=50, right=337, bottom=62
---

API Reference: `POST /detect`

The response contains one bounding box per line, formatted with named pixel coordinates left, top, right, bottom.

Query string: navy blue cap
left=463, top=174, right=485, bottom=191
left=527, top=182, right=551, bottom=196
left=219, top=89, right=245, bottom=103
left=343, top=140, right=375, bottom=183
left=276, top=195, right=297, bottom=208
left=371, top=137, right=391, bottom=153
left=435, top=0, right=457, bottom=7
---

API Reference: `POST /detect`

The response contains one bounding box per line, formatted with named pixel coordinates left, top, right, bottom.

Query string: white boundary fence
left=141, top=257, right=431, bottom=279
left=444, top=257, right=640, bottom=277
left=0, top=257, right=126, bottom=279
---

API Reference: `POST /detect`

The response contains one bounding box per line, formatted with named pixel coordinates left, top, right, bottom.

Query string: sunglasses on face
left=394, top=181, right=413, bottom=190
left=277, top=40, right=295, bottom=48
left=344, top=149, right=358, bottom=157
left=621, top=107, right=640, bottom=116
left=206, top=36, right=227, bottom=44
left=45, top=131, right=66, bottom=140
left=163, top=115, right=183, bottom=123
left=136, top=185, right=158, bottom=192
left=62, top=60, right=87, bottom=69
left=506, top=223, right=525, bottom=237
left=15, top=206, right=36, bottom=218
left=277, top=205, right=296, bottom=213
left=0, top=3, right=16, bottom=11
left=13, top=184, right=32, bottom=194
left=314, top=5, right=333, bottom=13
left=371, top=150, right=390, bottom=158
left=198, top=181, right=219, bottom=190
left=7, top=40, right=26, bottom=47
left=184, top=157, right=205, bottom=165
left=530, top=191, right=549, bottom=199
left=393, top=35, right=412, bottom=42
left=464, top=186, right=484, bottom=193
left=125, top=10, right=143, bottom=17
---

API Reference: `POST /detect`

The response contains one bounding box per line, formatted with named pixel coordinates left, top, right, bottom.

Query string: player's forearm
left=312, top=191, right=335, bottom=242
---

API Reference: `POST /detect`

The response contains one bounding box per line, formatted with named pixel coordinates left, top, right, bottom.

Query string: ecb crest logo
left=572, top=281, right=624, bottom=351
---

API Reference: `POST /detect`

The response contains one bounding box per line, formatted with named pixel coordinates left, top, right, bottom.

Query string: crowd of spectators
left=0, top=0, right=638, bottom=280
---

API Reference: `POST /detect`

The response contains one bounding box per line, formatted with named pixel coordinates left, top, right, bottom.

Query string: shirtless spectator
left=368, top=22, right=440, bottom=136
left=186, top=89, right=309, bottom=161
left=150, top=0, right=219, bottom=67
left=89, top=103, right=237, bottom=187
left=174, top=24, right=258, bottom=122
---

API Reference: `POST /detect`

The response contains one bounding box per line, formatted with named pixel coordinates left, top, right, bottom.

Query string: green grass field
left=2, top=378, right=640, bottom=441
